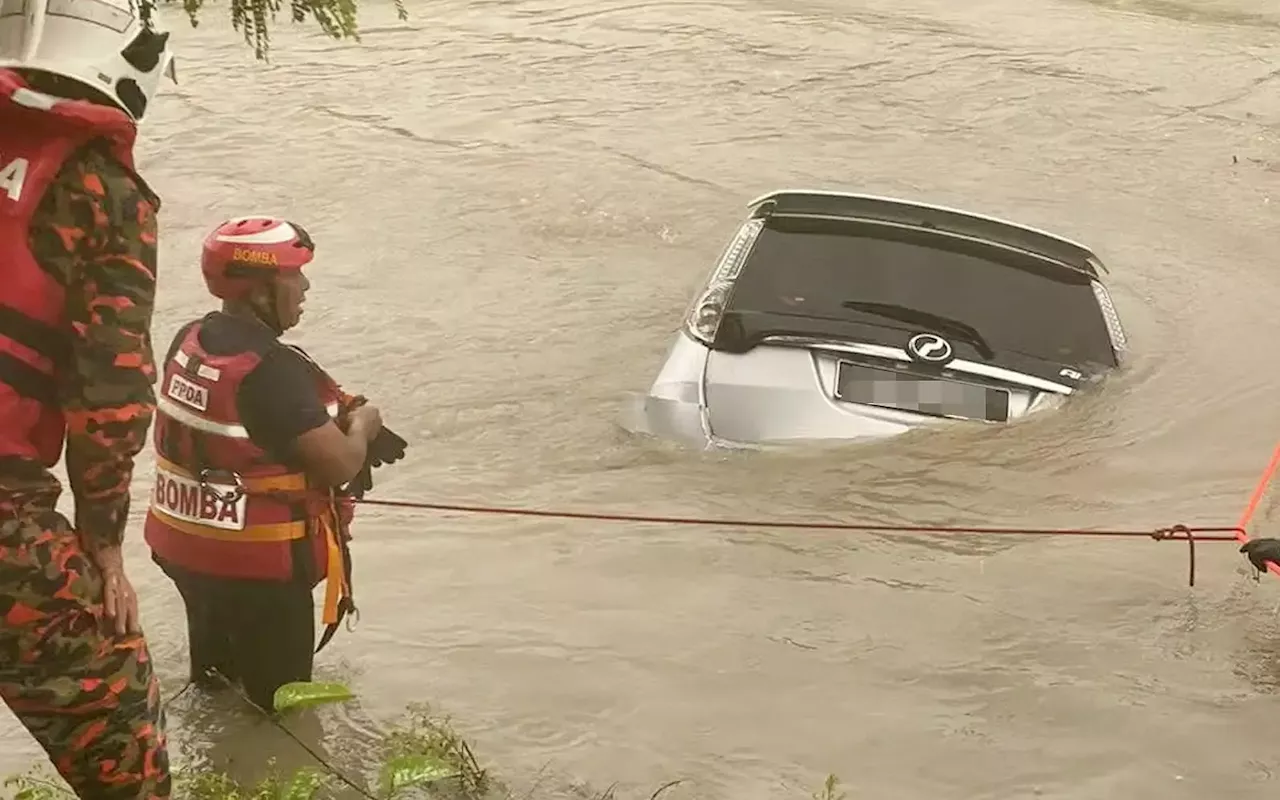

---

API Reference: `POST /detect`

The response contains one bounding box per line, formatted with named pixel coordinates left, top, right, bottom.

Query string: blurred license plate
left=834, top=362, right=1010, bottom=422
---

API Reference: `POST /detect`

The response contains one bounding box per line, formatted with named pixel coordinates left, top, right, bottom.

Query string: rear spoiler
left=747, top=189, right=1108, bottom=279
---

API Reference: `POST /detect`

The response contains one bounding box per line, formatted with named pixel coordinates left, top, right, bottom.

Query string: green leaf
left=278, top=768, right=326, bottom=800
left=271, top=680, right=355, bottom=713
left=11, top=785, right=63, bottom=800
left=175, top=767, right=244, bottom=799
left=377, top=754, right=460, bottom=795
left=1, top=773, right=71, bottom=800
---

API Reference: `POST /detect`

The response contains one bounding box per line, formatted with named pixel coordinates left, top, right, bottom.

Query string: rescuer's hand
left=88, top=544, right=141, bottom=636
left=335, top=392, right=364, bottom=431
left=348, top=404, right=383, bottom=442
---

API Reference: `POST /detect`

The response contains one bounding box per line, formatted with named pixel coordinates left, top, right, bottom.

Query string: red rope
left=353, top=498, right=1245, bottom=586
left=353, top=497, right=1238, bottom=539
left=351, top=432, right=1280, bottom=585
left=1233, top=441, right=1280, bottom=578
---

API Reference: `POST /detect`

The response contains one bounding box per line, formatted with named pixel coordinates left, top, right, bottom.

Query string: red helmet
left=201, top=216, right=315, bottom=300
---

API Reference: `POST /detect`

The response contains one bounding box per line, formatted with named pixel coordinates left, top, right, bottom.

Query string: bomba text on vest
left=153, top=468, right=248, bottom=531
left=232, top=247, right=279, bottom=266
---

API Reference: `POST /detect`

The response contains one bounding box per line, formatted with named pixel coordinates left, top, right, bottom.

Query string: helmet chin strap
left=248, top=283, right=285, bottom=336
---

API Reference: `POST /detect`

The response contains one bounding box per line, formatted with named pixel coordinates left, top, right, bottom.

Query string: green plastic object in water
left=272, top=681, right=356, bottom=713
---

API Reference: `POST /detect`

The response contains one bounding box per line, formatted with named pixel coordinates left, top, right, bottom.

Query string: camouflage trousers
left=0, top=505, right=171, bottom=799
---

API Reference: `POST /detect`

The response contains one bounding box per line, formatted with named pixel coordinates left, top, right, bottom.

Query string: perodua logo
left=906, top=333, right=954, bottom=364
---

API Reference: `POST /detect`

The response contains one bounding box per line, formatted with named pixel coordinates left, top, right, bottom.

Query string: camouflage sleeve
left=28, top=144, right=160, bottom=552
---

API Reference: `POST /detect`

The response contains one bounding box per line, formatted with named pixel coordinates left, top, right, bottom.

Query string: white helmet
left=0, top=0, right=176, bottom=122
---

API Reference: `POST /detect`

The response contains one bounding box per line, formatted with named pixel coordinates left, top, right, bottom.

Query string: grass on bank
left=2, top=682, right=848, bottom=799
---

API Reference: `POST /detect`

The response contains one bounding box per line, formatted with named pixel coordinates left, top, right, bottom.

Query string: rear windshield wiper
left=839, top=301, right=994, bottom=360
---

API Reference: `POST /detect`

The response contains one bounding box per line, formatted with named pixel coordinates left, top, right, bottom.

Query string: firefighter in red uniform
left=144, top=217, right=407, bottom=712
left=0, top=2, right=177, bottom=797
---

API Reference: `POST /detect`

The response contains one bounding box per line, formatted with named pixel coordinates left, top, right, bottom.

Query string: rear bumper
left=619, top=392, right=709, bottom=444
left=618, top=334, right=712, bottom=445
left=620, top=333, right=1068, bottom=447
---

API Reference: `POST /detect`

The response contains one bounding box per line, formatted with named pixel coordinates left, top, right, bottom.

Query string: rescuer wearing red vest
left=0, top=2, right=177, bottom=798
left=144, top=216, right=407, bottom=713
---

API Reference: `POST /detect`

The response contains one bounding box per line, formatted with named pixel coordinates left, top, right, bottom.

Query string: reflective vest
left=0, top=69, right=145, bottom=467
left=143, top=319, right=356, bottom=643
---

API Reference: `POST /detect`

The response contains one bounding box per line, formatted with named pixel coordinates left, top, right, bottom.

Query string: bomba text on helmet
left=201, top=217, right=316, bottom=301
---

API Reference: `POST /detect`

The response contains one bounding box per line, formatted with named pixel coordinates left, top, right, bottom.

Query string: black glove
left=344, top=462, right=375, bottom=500
left=341, top=427, right=408, bottom=500
left=368, top=427, right=407, bottom=468
left=1240, top=538, right=1280, bottom=573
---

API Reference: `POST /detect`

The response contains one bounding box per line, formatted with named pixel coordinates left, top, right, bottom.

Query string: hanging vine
left=135, top=0, right=408, bottom=60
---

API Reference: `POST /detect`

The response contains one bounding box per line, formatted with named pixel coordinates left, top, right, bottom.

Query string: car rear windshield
left=727, top=218, right=1117, bottom=366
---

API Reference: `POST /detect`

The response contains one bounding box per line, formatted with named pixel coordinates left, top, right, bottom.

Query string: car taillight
left=688, top=283, right=731, bottom=343
left=1091, top=280, right=1128, bottom=355
left=684, top=219, right=764, bottom=345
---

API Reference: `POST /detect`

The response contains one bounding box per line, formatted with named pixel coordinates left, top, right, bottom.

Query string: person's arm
left=31, top=145, right=160, bottom=559
left=294, top=415, right=377, bottom=487
left=238, top=349, right=376, bottom=487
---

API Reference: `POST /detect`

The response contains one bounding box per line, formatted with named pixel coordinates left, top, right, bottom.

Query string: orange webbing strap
left=155, top=455, right=308, bottom=494
left=151, top=455, right=309, bottom=541
left=315, top=493, right=356, bottom=652
left=318, top=497, right=348, bottom=625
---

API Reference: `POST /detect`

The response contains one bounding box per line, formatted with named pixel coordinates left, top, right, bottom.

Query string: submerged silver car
left=622, top=189, right=1128, bottom=447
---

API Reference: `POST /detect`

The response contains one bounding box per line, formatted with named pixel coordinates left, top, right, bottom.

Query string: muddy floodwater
left=5, top=0, right=1280, bottom=797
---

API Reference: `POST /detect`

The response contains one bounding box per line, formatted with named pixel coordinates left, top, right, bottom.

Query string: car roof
left=746, top=189, right=1108, bottom=279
